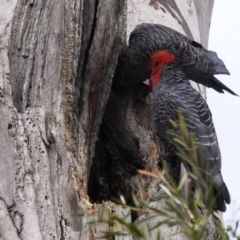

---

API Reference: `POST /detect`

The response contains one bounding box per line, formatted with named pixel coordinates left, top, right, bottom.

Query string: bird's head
left=149, top=51, right=176, bottom=89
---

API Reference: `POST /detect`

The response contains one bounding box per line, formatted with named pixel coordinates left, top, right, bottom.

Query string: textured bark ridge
left=1, top=0, right=126, bottom=239
left=1, top=0, right=223, bottom=239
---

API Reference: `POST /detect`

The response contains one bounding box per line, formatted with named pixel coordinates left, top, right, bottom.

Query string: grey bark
left=1, top=0, right=126, bottom=239
left=0, top=0, right=223, bottom=239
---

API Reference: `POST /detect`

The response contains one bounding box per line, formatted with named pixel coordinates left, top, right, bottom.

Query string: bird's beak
left=143, top=79, right=150, bottom=86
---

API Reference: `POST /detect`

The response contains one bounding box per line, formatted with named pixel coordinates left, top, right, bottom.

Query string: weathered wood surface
left=1, top=0, right=125, bottom=239
left=0, top=0, right=222, bottom=239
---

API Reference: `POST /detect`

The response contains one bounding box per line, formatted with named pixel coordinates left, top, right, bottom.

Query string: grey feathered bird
left=150, top=50, right=230, bottom=212
left=113, top=23, right=237, bottom=96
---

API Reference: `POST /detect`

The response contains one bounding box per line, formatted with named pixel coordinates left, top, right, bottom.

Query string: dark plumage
left=151, top=51, right=230, bottom=212
left=113, top=23, right=237, bottom=96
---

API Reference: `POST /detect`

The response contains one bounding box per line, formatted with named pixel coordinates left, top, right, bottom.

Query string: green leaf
left=111, top=215, right=145, bottom=238
left=177, top=173, right=188, bottom=191
left=156, top=231, right=161, bottom=240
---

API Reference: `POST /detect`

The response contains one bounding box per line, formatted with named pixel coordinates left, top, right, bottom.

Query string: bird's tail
left=201, top=49, right=230, bottom=75
left=213, top=172, right=231, bottom=212
left=190, top=48, right=237, bottom=95
left=207, top=76, right=238, bottom=96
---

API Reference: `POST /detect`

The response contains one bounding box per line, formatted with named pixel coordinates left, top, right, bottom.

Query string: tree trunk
left=0, top=0, right=222, bottom=239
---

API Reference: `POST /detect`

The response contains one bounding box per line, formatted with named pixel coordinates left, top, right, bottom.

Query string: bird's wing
left=153, top=85, right=231, bottom=206
left=153, top=85, right=221, bottom=172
